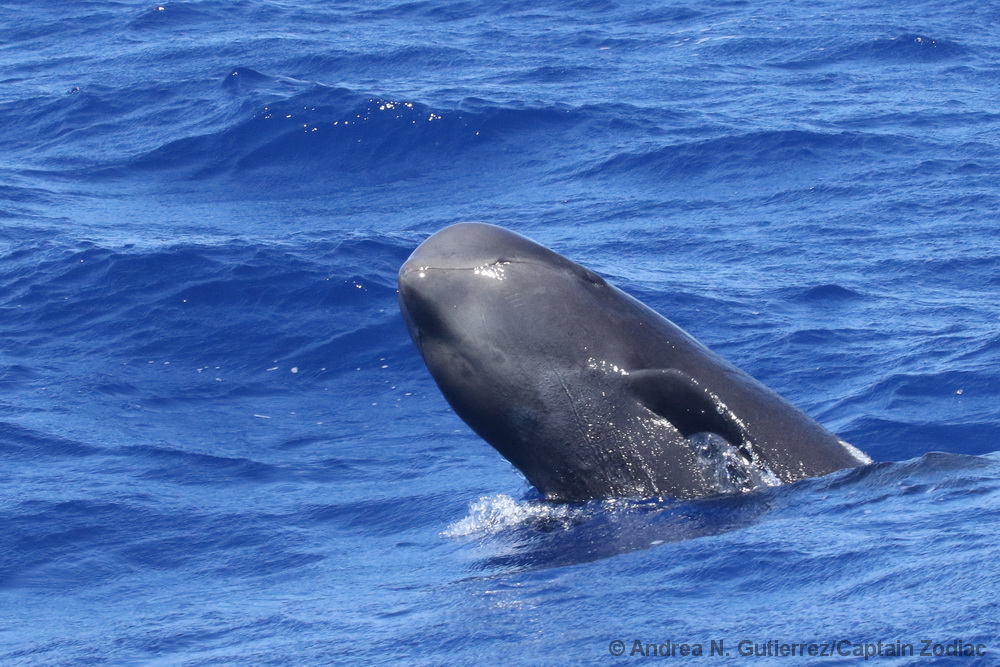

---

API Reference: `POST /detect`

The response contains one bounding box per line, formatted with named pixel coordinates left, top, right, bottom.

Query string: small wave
left=497, top=64, right=606, bottom=85
left=809, top=451, right=1000, bottom=498
left=0, top=183, right=58, bottom=206
left=220, top=66, right=301, bottom=97
left=128, top=3, right=215, bottom=31
left=293, top=45, right=475, bottom=80
left=699, top=35, right=802, bottom=60
left=127, top=444, right=286, bottom=486
left=580, top=129, right=900, bottom=183
left=625, top=6, right=703, bottom=25
left=791, top=283, right=866, bottom=302
left=847, top=33, right=968, bottom=63
left=0, top=78, right=225, bottom=177
left=354, top=1, right=478, bottom=22
left=127, top=78, right=590, bottom=184
left=0, top=422, right=102, bottom=459
left=772, top=34, right=968, bottom=70
left=839, top=416, right=999, bottom=462
left=2, top=63, right=681, bottom=189
left=0, top=235, right=410, bottom=371
left=304, top=493, right=457, bottom=536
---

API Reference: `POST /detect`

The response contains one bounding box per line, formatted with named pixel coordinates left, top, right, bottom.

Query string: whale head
left=398, top=223, right=618, bottom=497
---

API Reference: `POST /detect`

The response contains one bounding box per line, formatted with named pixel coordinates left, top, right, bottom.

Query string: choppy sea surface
left=2, top=1, right=999, bottom=664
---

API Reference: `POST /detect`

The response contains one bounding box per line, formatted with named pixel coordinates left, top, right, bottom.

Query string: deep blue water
left=2, top=0, right=999, bottom=664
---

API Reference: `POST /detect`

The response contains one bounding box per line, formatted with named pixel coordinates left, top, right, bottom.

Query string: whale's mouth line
left=400, top=258, right=537, bottom=275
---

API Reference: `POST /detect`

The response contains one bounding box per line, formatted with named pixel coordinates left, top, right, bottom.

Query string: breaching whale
left=398, top=223, right=870, bottom=502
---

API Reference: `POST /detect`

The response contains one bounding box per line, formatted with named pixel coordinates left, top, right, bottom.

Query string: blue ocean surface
left=2, top=0, right=999, bottom=664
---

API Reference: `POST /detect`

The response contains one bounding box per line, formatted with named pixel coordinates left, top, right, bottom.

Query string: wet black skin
left=398, top=223, right=869, bottom=502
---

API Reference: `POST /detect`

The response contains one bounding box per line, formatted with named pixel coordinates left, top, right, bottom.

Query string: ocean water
left=2, top=0, right=999, bottom=664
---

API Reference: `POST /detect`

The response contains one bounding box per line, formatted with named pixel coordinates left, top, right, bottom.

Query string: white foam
left=840, top=440, right=874, bottom=465
left=442, top=494, right=580, bottom=538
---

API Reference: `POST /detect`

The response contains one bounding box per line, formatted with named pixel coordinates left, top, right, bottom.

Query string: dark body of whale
left=398, top=223, right=870, bottom=502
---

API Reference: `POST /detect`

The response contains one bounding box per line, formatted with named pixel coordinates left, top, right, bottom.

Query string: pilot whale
left=398, top=223, right=870, bottom=502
